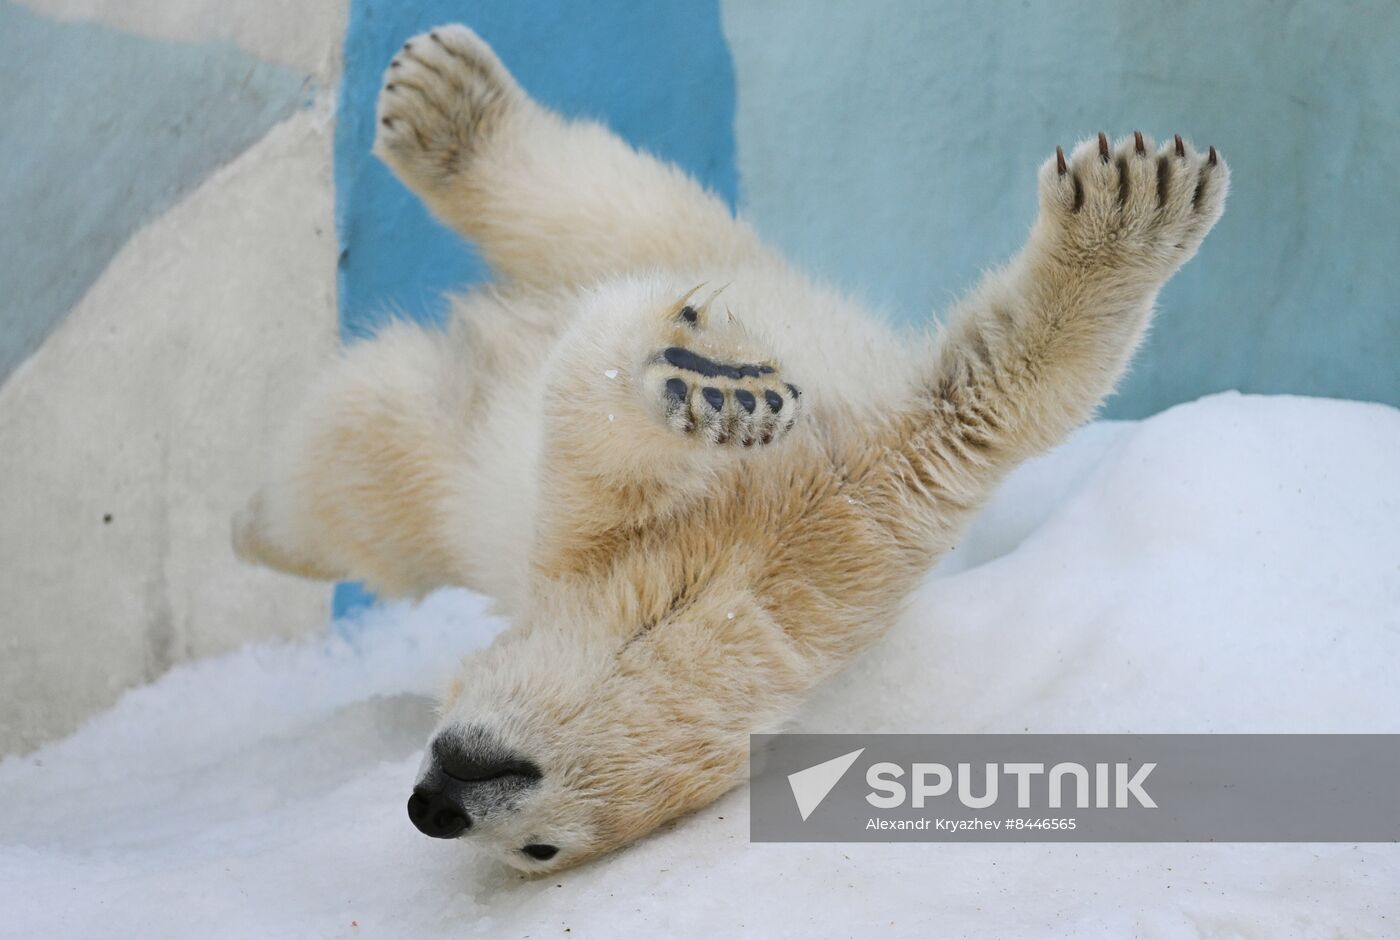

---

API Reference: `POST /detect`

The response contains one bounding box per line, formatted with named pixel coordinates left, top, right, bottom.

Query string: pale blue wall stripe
left=0, top=0, right=309, bottom=384
left=722, top=0, right=1400, bottom=418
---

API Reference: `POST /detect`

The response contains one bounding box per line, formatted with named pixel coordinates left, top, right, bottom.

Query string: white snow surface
left=2, top=393, right=1398, bottom=938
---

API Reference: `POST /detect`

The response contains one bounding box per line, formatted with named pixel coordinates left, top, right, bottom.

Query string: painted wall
left=721, top=0, right=1400, bottom=417
left=0, top=0, right=346, bottom=754
left=0, top=2, right=307, bottom=382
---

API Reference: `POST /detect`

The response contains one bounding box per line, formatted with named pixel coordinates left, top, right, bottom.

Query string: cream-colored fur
left=234, top=25, right=1228, bottom=871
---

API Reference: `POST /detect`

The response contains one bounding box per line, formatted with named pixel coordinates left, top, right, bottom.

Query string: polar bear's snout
left=407, top=727, right=542, bottom=840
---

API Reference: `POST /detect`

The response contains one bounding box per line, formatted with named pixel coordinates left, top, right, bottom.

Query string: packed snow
left=2, top=393, right=1397, bottom=938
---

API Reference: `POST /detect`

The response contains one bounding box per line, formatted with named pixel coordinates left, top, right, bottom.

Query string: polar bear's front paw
left=1037, top=132, right=1228, bottom=275
left=639, top=305, right=801, bottom=448
left=373, top=25, right=521, bottom=191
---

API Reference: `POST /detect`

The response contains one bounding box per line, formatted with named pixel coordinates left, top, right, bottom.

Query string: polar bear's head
left=406, top=577, right=810, bottom=871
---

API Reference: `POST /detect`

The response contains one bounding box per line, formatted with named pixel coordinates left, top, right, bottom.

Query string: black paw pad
left=649, top=343, right=799, bottom=448
left=662, top=346, right=774, bottom=382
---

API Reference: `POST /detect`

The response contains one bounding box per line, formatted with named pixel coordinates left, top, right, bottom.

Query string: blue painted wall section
left=0, top=0, right=309, bottom=384
left=722, top=0, right=1400, bottom=418
left=333, top=0, right=738, bottom=615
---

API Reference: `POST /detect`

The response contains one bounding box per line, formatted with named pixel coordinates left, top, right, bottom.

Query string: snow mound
left=2, top=393, right=1398, bottom=938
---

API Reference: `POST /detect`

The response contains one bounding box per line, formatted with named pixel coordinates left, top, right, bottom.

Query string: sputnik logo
left=787, top=748, right=865, bottom=821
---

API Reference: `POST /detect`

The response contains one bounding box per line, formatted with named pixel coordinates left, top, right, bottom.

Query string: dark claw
left=1208, top=145, right=1217, bottom=167
left=701, top=387, right=725, bottom=412
left=735, top=390, right=757, bottom=414
left=1174, top=134, right=1185, bottom=157
left=1098, top=132, right=1109, bottom=162
left=1055, top=146, right=1067, bottom=176
left=430, top=31, right=442, bottom=43
left=664, top=378, right=687, bottom=405
left=380, top=116, right=394, bottom=128
left=764, top=390, right=784, bottom=413
left=1133, top=131, right=1145, bottom=155
left=385, top=83, right=397, bottom=92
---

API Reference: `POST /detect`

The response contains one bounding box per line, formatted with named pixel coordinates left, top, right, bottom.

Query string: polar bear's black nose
left=407, top=727, right=543, bottom=840
left=407, top=787, right=470, bottom=839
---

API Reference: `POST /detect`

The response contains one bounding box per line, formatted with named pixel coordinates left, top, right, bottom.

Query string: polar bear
left=233, top=25, right=1227, bottom=871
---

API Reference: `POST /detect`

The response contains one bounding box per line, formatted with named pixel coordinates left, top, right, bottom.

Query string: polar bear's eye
left=521, top=843, right=559, bottom=861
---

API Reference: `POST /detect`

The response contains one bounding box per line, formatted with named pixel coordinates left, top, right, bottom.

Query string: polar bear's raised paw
left=638, top=305, right=801, bottom=447
left=373, top=25, right=522, bottom=192
left=653, top=349, right=800, bottom=447
left=1036, top=131, right=1228, bottom=276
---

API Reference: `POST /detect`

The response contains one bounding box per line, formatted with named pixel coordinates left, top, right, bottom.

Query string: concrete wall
left=0, top=0, right=346, bottom=754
